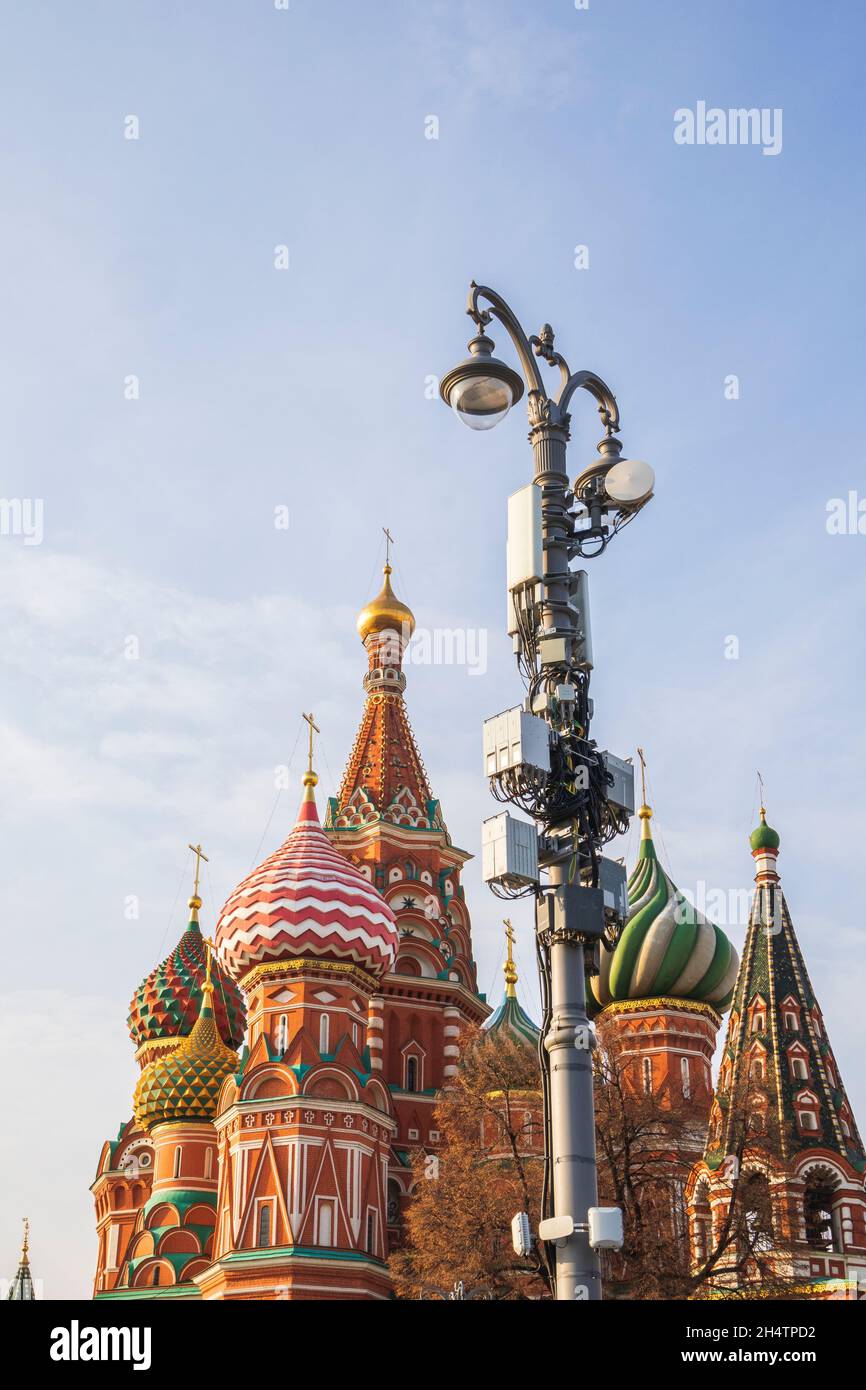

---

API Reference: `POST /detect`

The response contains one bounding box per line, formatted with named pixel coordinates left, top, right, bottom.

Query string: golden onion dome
left=356, top=565, right=415, bottom=642
left=133, top=971, right=237, bottom=1132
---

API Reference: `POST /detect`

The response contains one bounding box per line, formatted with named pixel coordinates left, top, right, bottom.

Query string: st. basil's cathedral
left=67, top=565, right=865, bottom=1301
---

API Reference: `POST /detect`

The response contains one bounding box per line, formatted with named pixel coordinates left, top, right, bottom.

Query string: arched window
left=152, top=1265, right=161, bottom=1287
left=276, top=1014, right=288, bottom=1054
left=692, top=1180, right=711, bottom=1262
left=319, top=1013, right=330, bottom=1055
left=804, top=1171, right=839, bottom=1250
left=790, top=1056, right=808, bottom=1081
left=750, top=1057, right=764, bottom=1081
left=799, top=1110, right=818, bottom=1131
left=742, top=1172, right=773, bottom=1253
left=784, top=1012, right=798, bottom=1032
left=257, top=1204, right=271, bottom=1249
left=352, top=1022, right=359, bottom=1049
left=681, top=1056, right=691, bottom=1099
left=406, top=1056, right=419, bottom=1093
left=642, top=1056, right=653, bottom=1095
left=366, top=1210, right=376, bottom=1254
left=205, top=1148, right=213, bottom=1180
left=317, top=1200, right=334, bottom=1247
left=173, top=1147, right=182, bottom=1179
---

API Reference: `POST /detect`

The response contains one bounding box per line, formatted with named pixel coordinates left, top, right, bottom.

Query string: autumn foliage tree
left=390, top=1027, right=550, bottom=1300
left=391, top=1021, right=809, bottom=1300
left=594, top=1033, right=808, bottom=1299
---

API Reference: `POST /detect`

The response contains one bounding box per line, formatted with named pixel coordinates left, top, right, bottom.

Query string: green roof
left=485, top=990, right=540, bottom=1048
left=750, top=812, right=781, bottom=852
left=590, top=815, right=739, bottom=1015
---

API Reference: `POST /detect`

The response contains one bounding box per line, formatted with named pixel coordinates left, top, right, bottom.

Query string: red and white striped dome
left=215, top=780, right=398, bottom=983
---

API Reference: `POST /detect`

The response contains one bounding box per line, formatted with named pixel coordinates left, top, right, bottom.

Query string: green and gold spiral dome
left=590, top=791, right=739, bottom=1016
left=133, top=950, right=238, bottom=1131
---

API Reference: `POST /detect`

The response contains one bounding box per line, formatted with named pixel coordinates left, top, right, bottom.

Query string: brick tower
left=92, top=864, right=246, bottom=1299
left=324, top=560, right=489, bottom=1242
left=686, top=809, right=866, bottom=1295
left=206, top=738, right=402, bottom=1300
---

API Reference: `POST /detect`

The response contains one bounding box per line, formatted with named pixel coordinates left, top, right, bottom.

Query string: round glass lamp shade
left=439, top=334, right=525, bottom=431
left=449, top=373, right=515, bottom=430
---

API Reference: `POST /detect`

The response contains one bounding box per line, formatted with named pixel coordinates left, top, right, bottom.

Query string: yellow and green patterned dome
left=133, top=966, right=238, bottom=1131
left=590, top=799, right=739, bottom=1016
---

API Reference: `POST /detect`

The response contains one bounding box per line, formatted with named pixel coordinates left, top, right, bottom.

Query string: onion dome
left=133, top=955, right=237, bottom=1131
left=215, top=765, right=399, bottom=985
left=357, top=564, right=415, bottom=642
left=591, top=793, right=739, bottom=1014
left=749, top=807, right=780, bottom=853
left=127, top=889, right=246, bottom=1058
left=485, top=921, right=540, bottom=1047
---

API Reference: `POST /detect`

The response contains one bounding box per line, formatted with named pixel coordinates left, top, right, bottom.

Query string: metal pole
left=546, top=940, right=600, bottom=1299
left=532, top=416, right=602, bottom=1301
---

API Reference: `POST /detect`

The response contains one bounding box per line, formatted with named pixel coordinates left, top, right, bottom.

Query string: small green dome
left=750, top=810, right=780, bottom=853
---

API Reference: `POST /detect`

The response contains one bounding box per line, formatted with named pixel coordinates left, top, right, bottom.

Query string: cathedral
left=77, top=565, right=865, bottom=1301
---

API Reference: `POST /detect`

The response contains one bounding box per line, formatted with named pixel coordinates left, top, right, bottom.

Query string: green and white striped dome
left=591, top=803, right=739, bottom=1015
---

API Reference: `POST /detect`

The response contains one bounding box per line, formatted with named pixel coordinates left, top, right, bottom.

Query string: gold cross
left=504, top=918, right=515, bottom=961
left=200, top=935, right=218, bottom=990
left=503, top=919, right=518, bottom=997
left=383, top=527, right=394, bottom=566
left=302, top=712, right=320, bottom=776
left=21, top=1217, right=29, bottom=1261
left=757, top=770, right=766, bottom=816
left=188, top=843, right=209, bottom=898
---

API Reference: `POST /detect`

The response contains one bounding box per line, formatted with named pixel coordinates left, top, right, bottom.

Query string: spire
left=356, top=532, right=416, bottom=646
left=187, top=842, right=209, bottom=924
left=6, top=1218, right=35, bottom=1301
left=302, top=711, right=320, bottom=802
left=329, top=549, right=434, bottom=831
left=636, top=746, right=653, bottom=843
left=504, top=919, right=518, bottom=999
left=485, top=921, right=540, bottom=1048
left=704, top=814, right=864, bottom=1172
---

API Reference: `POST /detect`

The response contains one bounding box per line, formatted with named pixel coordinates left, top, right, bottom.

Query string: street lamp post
left=441, top=282, right=653, bottom=1301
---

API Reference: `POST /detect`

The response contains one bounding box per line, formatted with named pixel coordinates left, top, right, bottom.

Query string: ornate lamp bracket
left=466, top=281, right=621, bottom=439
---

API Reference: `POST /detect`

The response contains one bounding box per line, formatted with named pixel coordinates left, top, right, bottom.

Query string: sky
left=1, top=0, right=865, bottom=1298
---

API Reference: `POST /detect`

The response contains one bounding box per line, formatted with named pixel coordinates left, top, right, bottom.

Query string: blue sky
left=1, top=0, right=865, bottom=1297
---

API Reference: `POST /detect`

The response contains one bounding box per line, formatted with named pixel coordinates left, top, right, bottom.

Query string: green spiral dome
left=590, top=807, right=739, bottom=1016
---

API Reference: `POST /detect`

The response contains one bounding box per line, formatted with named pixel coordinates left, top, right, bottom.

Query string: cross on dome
left=188, top=841, right=209, bottom=919
left=302, top=711, right=320, bottom=796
